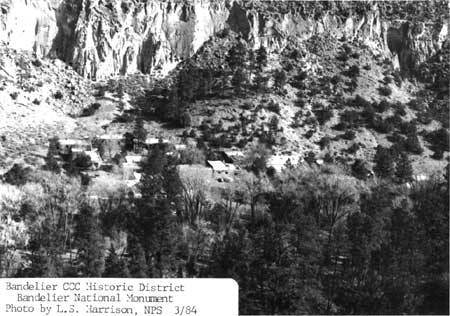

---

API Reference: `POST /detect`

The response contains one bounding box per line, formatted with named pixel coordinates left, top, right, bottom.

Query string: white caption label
left=0, top=278, right=238, bottom=316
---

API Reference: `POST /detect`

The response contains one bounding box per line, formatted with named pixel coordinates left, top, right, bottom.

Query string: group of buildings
left=50, top=134, right=312, bottom=196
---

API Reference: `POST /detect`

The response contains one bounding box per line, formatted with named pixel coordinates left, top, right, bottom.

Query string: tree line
left=1, top=142, right=448, bottom=315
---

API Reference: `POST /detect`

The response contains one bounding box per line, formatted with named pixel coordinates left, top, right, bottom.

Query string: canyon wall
left=0, top=0, right=447, bottom=79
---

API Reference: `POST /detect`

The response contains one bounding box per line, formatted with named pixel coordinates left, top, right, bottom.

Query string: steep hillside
left=116, top=25, right=448, bottom=177
left=0, top=0, right=448, bottom=177
left=0, top=44, right=94, bottom=170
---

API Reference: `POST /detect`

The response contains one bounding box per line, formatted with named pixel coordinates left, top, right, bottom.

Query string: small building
left=414, top=174, right=429, bottom=182
left=98, top=134, right=124, bottom=141
left=222, top=150, right=245, bottom=164
left=58, top=138, right=91, bottom=155
left=207, top=160, right=237, bottom=175
left=145, top=137, right=170, bottom=146
left=175, top=144, right=187, bottom=151
left=123, top=162, right=141, bottom=171
left=125, top=155, right=144, bottom=164
left=97, top=134, right=124, bottom=160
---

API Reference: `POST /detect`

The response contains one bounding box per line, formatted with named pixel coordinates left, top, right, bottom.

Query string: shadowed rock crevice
left=387, top=23, right=418, bottom=77
left=138, top=34, right=159, bottom=74
left=227, top=2, right=251, bottom=40
left=51, top=0, right=83, bottom=64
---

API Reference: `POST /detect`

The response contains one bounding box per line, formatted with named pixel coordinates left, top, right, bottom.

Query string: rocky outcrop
left=0, top=0, right=447, bottom=79
left=69, top=0, right=229, bottom=79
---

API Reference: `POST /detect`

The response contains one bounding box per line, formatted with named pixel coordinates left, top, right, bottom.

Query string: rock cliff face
left=0, top=0, right=447, bottom=79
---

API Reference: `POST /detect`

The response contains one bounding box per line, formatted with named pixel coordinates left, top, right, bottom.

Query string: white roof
left=175, top=144, right=187, bottom=150
left=123, top=162, right=140, bottom=170
left=59, top=139, right=89, bottom=146
left=207, top=161, right=236, bottom=172
left=85, top=150, right=102, bottom=163
left=207, top=160, right=228, bottom=171
left=224, top=150, right=245, bottom=157
left=145, top=137, right=169, bottom=145
left=414, top=174, right=429, bottom=181
left=98, top=134, right=123, bottom=140
left=125, top=155, right=144, bottom=163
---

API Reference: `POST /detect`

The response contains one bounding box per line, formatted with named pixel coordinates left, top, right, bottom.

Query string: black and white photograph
left=0, top=0, right=448, bottom=315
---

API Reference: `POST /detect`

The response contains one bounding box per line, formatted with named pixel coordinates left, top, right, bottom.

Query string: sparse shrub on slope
left=313, top=107, right=333, bottom=125
left=10, top=92, right=18, bottom=100
left=2, top=164, right=32, bottom=186
left=80, top=103, right=101, bottom=117
left=424, top=128, right=449, bottom=153
left=31, top=59, right=42, bottom=67
left=347, top=143, right=361, bottom=154
left=273, top=69, right=287, bottom=91
left=344, top=65, right=360, bottom=78
left=373, top=146, right=395, bottom=179
left=349, top=95, right=371, bottom=108
left=54, top=91, right=63, bottom=99
left=378, top=85, right=392, bottom=96
left=318, top=136, right=332, bottom=149
left=404, top=132, right=424, bottom=155
left=342, top=130, right=356, bottom=140
left=267, top=100, right=281, bottom=114
left=371, top=115, right=394, bottom=134
left=339, top=110, right=362, bottom=129
left=375, top=100, right=390, bottom=113
left=352, top=159, right=371, bottom=180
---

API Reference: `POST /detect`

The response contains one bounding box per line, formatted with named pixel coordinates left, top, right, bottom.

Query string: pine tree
left=45, top=137, right=60, bottom=173
left=227, top=41, right=247, bottom=70
left=198, top=68, right=213, bottom=98
left=74, top=204, right=105, bottom=277
left=127, top=238, right=148, bottom=278
left=117, top=82, right=125, bottom=99
left=352, top=159, right=370, bottom=180
left=374, top=146, right=395, bottom=179
left=232, top=68, right=247, bottom=95
left=127, top=146, right=182, bottom=277
left=254, top=72, right=268, bottom=92
left=273, top=69, right=287, bottom=90
left=395, top=152, right=413, bottom=184
left=256, top=45, right=268, bottom=69
left=178, top=70, right=196, bottom=102
left=103, top=245, right=130, bottom=277
left=164, top=87, right=183, bottom=124
left=133, top=117, right=147, bottom=151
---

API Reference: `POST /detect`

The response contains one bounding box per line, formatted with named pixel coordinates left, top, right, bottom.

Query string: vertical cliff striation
left=0, top=0, right=447, bottom=79
left=69, top=0, right=230, bottom=79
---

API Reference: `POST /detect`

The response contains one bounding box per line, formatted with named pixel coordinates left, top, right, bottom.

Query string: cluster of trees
left=227, top=42, right=271, bottom=95
left=1, top=140, right=448, bottom=314
left=138, top=40, right=285, bottom=129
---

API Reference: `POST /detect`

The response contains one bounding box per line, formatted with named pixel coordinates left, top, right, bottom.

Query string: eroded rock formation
left=0, top=0, right=447, bottom=79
